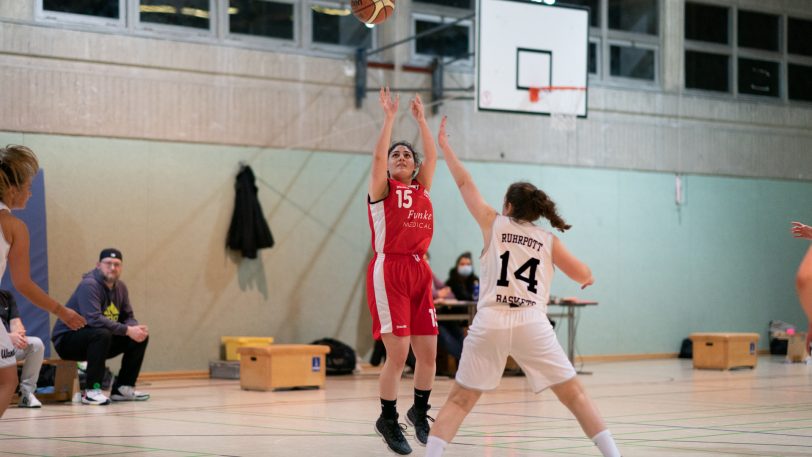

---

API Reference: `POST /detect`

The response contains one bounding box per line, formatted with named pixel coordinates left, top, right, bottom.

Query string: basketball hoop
left=524, top=86, right=586, bottom=131
left=528, top=87, right=541, bottom=103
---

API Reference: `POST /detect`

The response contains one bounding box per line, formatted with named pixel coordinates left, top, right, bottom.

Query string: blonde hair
left=0, top=145, right=39, bottom=201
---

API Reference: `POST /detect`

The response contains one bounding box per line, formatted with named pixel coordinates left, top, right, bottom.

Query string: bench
left=10, top=359, right=79, bottom=404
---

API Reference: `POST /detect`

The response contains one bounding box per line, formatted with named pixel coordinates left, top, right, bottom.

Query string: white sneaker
left=110, top=385, right=150, bottom=401
left=18, top=392, right=42, bottom=408
left=81, top=389, right=111, bottom=405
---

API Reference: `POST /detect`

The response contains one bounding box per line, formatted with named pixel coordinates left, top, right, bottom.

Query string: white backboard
left=477, top=0, right=589, bottom=117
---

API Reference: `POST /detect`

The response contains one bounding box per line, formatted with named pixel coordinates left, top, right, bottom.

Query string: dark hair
left=454, top=251, right=472, bottom=267
left=504, top=182, right=571, bottom=232
left=446, top=251, right=478, bottom=301
left=387, top=141, right=422, bottom=168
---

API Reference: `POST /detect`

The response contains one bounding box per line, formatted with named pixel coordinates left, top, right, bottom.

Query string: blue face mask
left=457, top=265, right=473, bottom=277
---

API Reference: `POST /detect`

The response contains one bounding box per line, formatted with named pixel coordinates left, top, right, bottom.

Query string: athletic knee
left=27, top=336, right=44, bottom=352
left=385, top=347, right=409, bottom=367
left=553, top=379, right=585, bottom=408
left=448, top=387, right=480, bottom=412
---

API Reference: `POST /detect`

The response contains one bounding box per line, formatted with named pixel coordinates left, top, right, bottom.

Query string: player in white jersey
left=0, top=145, right=85, bottom=417
left=424, top=118, right=622, bottom=457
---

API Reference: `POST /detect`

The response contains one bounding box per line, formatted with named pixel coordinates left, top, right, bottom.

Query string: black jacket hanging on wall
left=227, top=165, right=274, bottom=259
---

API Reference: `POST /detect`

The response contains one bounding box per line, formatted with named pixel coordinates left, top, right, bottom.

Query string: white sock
left=591, top=429, right=621, bottom=457
left=425, top=436, right=448, bottom=457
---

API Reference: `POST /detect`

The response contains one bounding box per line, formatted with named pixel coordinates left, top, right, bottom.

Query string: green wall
left=430, top=162, right=811, bottom=355
left=1, top=131, right=808, bottom=370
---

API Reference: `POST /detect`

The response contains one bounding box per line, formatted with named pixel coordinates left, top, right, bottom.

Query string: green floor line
left=120, top=413, right=362, bottom=436
left=620, top=439, right=785, bottom=457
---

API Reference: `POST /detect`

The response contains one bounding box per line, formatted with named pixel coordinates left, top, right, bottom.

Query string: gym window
left=228, top=0, right=295, bottom=41
left=558, top=0, right=659, bottom=85
left=310, top=2, right=372, bottom=49
left=684, top=2, right=812, bottom=103
left=38, top=0, right=125, bottom=27
left=413, top=0, right=471, bottom=9
left=685, top=51, right=729, bottom=93
left=139, top=0, right=212, bottom=31
left=684, top=2, right=730, bottom=93
left=609, top=0, right=657, bottom=35
left=610, top=44, right=655, bottom=80
left=410, top=13, right=472, bottom=65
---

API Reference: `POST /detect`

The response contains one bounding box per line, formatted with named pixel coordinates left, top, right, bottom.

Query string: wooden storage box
left=690, top=333, right=760, bottom=370
left=10, top=359, right=78, bottom=404
left=221, top=336, right=275, bottom=361
left=237, top=344, right=331, bottom=391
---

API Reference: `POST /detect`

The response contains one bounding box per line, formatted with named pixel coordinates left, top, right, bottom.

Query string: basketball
left=351, top=0, right=395, bottom=25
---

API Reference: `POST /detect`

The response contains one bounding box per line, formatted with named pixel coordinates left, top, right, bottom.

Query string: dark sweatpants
left=54, top=327, right=148, bottom=391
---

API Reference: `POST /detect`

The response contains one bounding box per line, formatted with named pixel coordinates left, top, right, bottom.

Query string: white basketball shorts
left=455, top=307, right=576, bottom=392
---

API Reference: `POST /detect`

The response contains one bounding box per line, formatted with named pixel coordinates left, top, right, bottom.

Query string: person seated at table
left=445, top=252, right=478, bottom=301
left=437, top=252, right=478, bottom=363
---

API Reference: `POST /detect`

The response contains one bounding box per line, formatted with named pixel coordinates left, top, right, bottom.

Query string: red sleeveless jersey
left=368, top=179, right=434, bottom=255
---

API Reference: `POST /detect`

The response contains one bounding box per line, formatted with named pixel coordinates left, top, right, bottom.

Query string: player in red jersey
left=367, top=87, right=439, bottom=454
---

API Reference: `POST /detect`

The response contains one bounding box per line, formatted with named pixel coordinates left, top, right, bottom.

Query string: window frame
left=409, top=11, right=474, bottom=68
left=683, top=1, right=732, bottom=96
left=606, top=39, right=659, bottom=85
left=133, top=0, right=217, bottom=40
left=683, top=1, right=812, bottom=105
left=583, top=0, right=662, bottom=89
left=304, top=0, right=376, bottom=56
left=222, top=0, right=299, bottom=50
left=36, top=0, right=127, bottom=29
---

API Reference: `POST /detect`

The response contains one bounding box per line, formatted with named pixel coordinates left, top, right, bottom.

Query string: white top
left=0, top=202, right=10, bottom=284
left=478, top=215, right=554, bottom=313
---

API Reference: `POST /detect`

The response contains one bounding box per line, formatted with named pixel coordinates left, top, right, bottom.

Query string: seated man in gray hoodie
left=52, top=248, right=149, bottom=405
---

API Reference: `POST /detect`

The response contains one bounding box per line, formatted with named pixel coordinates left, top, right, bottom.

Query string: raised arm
left=438, top=116, right=497, bottom=243
left=551, top=235, right=594, bottom=289
left=4, top=215, right=85, bottom=329
left=411, top=94, right=438, bottom=190
left=792, top=221, right=812, bottom=240
left=369, top=87, right=399, bottom=201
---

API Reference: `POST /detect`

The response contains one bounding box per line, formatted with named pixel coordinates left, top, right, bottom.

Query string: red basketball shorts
left=367, top=253, right=438, bottom=339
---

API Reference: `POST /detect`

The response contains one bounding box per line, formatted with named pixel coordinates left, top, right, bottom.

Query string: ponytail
left=504, top=182, right=571, bottom=232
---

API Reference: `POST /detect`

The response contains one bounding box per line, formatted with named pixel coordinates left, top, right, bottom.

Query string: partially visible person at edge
left=366, top=87, right=439, bottom=454
left=792, top=221, right=812, bottom=355
left=424, top=117, right=622, bottom=457
left=0, top=144, right=85, bottom=418
left=0, top=290, right=46, bottom=408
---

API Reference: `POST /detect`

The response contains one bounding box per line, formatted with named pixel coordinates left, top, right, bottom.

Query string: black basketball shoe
left=375, top=413, right=412, bottom=455
left=406, top=404, right=434, bottom=446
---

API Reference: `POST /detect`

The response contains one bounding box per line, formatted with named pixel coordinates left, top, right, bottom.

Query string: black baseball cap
left=99, top=248, right=123, bottom=262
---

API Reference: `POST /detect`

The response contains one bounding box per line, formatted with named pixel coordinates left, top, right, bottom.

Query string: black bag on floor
left=310, top=338, right=356, bottom=375
left=678, top=338, right=692, bottom=359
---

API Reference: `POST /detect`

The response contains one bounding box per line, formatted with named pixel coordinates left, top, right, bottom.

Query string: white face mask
left=457, top=265, right=473, bottom=277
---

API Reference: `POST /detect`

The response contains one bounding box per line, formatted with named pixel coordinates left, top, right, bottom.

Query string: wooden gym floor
left=2, top=357, right=811, bottom=457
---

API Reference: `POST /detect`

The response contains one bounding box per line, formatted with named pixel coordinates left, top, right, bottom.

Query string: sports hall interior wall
left=0, top=1, right=811, bottom=372
left=0, top=132, right=807, bottom=372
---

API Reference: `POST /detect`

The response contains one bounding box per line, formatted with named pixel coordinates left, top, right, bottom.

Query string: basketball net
left=528, top=86, right=586, bottom=132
